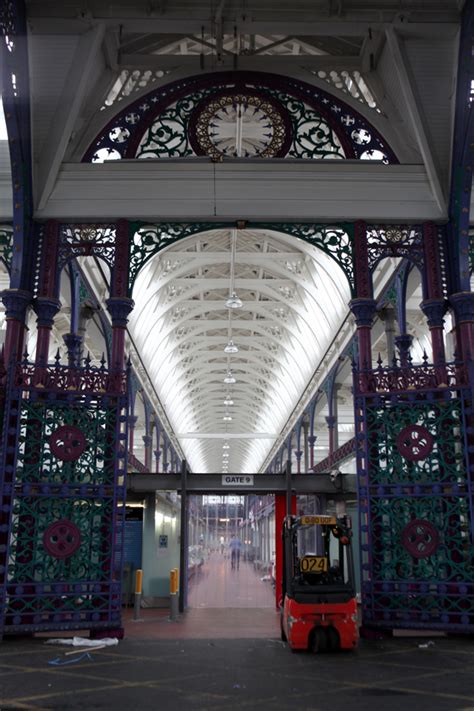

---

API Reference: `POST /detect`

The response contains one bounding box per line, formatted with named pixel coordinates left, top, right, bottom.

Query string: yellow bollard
left=135, top=569, right=143, bottom=594
left=170, top=568, right=179, bottom=594
left=133, top=569, right=143, bottom=621
left=169, top=568, right=179, bottom=620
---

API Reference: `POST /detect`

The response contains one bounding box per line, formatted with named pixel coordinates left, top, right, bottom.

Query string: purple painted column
left=325, top=415, right=337, bottom=457
left=420, top=300, right=448, bottom=383
left=394, top=333, right=413, bottom=367
left=295, top=450, right=303, bottom=474
left=350, top=299, right=377, bottom=389
left=449, top=292, right=474, bottom=363
left=351, top=221, right=376, bottom=384
left=62, top=333, right=82, bottom=367
left=128, top=415, right=137, bottom=457
left=106, top=220, right=134, bottom=377
left=154, top=448, right=161, bottom=474
left=143, top=434, right=152, bottom=471
left=1, top=289, right=31, bottom=362
left=422, top=222, right=447, bottom=383
left=34, top=221, right=61, bottom=368
left=308, top=435, right=317, bottom=470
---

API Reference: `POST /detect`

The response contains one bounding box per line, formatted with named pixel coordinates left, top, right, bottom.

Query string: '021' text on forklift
left=280, top=514, right=359, bottom=652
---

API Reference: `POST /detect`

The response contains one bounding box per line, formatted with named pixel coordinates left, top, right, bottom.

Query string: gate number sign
left=222, top=475, right=254, bottom=486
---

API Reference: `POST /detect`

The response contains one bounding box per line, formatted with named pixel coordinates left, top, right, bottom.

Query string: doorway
left=187, top=494, right=275, bottom=610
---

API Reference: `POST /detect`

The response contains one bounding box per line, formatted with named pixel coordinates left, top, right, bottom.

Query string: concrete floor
left=1, top=556, right=473, bottom=709
left=1, top=631, right=474, bottom=710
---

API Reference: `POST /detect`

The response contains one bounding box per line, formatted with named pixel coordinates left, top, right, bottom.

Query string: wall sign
left=222, top=475, right=254, bottom=486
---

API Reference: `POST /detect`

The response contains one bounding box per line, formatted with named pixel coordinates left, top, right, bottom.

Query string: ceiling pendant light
left=225, top=230, right=243, bottom=309
left=222, top=443, right=230, bottom=449
left=224, top=370, right=236, bottom=384
left=224, top=339, right=239, bottom=354
left=225, top=292, right=243, bottom=309
left=223, top=398, right=234, bottom=406
left=223, top=414, right=233, bottom=421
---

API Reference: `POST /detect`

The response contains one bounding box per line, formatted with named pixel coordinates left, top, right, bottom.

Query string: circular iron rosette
left=188, top=90, right=292, bottom=160
left=43, top=519, right=82, bottom=559
left=49, top=424, right=87, bottom=462
left=401, top=519, right=440, bottom=559
left=396, top=424, right=434, bottom=462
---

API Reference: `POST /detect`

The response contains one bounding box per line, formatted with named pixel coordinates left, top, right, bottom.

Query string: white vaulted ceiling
left=128, top=227, right=350, bottom=473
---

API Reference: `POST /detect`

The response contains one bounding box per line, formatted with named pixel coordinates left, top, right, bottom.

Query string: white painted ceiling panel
left=404, top=38, right=457, bottom=189
left=28, top=33, right=80, bottom=158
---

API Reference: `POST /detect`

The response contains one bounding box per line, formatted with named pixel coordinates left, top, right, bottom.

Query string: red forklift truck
left=280, top=514, right=359, bottom=652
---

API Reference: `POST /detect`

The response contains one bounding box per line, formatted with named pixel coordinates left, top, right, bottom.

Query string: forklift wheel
left=311, top=626, right=327, bottom=654
left=326, top=626, right=340, bottom=652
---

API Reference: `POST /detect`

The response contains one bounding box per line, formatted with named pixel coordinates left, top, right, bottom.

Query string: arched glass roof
left=129, top=227, right=350, bottom=473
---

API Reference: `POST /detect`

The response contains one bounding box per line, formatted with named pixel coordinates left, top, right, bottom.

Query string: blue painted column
left=0, top=0, right=35, bottom=362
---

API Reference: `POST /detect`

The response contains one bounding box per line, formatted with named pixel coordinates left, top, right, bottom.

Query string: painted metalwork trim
left=83, top=71, right=398, bottom=165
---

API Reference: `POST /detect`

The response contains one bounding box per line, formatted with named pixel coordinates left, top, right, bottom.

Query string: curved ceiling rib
left=128, top=228, right=350, bottom=473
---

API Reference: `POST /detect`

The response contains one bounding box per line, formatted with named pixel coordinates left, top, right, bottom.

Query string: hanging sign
left=222, top=475, right=254, bottom=486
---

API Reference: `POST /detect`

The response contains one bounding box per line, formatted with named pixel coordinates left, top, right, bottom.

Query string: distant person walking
left=229, top=535, right=242, bottom=570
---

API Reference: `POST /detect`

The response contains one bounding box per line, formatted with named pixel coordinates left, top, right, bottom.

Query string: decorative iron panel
left=84, top=72, right=398, bottom=165
left=0, top=362, right=128, bottom=637
left=355, top=380, right=474, bottom=632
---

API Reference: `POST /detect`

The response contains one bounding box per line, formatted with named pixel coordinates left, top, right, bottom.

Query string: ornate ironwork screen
left=0, top=357, right=128, bottom=638
left=355, top=360, right=474, bottom=631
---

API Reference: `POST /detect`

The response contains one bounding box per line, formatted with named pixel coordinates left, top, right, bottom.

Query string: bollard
left=133, top=568, right=143, bottom=621
left=169, top=568, right=179, bottom=621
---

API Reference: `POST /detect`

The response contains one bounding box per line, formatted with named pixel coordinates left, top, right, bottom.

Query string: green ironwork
left=264, top=87, right=345, bottom=159
left=359, top=388, right=474, bottom=630
left=8, top=497, right=114, bottom=584
left=3, top=393, right=124, bottom=627
left=127, top=221, right=355, bottom=296
left=128, top=221, right=228, bottom=294
left=136, top=87, right=213, bottom=158
left=136, top=86, right=345, bottom=160
left=369, top=495, right=471, bottom=583
left=365, top=399, right=466, bottom=485
left=249, top=222, right=355, bottom=293
left=18, top=400, right=117, bottom=484
left=78, top=279, right=90, bottom=304
left=0, top=225, right=13, bottom=272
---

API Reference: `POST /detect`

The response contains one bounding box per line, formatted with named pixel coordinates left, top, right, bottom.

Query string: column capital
left=420, top=298, right=447, bottom=328
left=143, top=434, right=152, bottom=447
left=449, top=292, right=474, bottom=323
left=33, top=297, right=61, bottom=328
left=325, top=415, right=337, bottom=429
left=349, top=298, right=377, bottom=327
left=128, top=415, right=138, bottom=427
left=105, top=296, right=134, bottom=327
left=62, top=333, right=82, bottom=364
left=1, top=289, right=32, bottom=320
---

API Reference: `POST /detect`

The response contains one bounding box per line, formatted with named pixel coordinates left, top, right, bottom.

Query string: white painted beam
left=35, top=161, right=446, bottom=221
left=36, top=24, right=106, bottom=211
left=385, top=27, right=446, bottom=214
